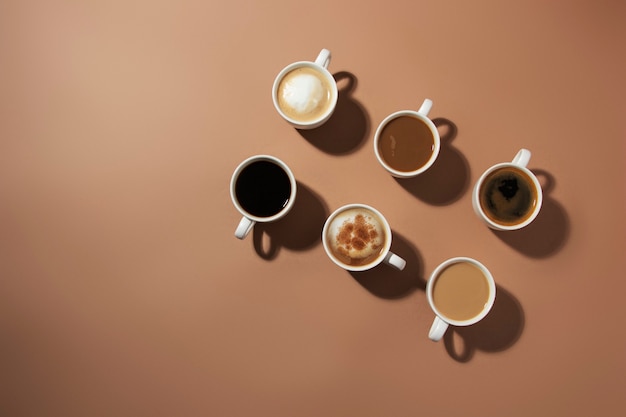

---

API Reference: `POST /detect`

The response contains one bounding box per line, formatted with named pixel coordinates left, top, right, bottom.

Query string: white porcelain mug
left=427, top=257, right=496, bottom=342
left=472, top=149, right=543, bottom=231
left=272, top=48, right=339, bottom=130
left=373, top=99, right=441, bottom=178
left=230, top=155, right=297, bottom=239
left=322, top=204, right=406, bottom=272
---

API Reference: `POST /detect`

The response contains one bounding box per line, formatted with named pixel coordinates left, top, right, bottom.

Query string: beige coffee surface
left=1, top=2, right=625, bottom=417
left=433, top=262, right=490, bottom=321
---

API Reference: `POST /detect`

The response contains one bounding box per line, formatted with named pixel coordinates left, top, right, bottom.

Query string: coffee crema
left=479, top=166, right=537, bottom=226
left=377, top=115, right=435, bottom=172
left=432, top=262, right=490, bottom=322
left=277, top=66, right=332, bottom=123
left=325, top=208, right=386, bottom=267
left=234, top=160, right=292, bottom=218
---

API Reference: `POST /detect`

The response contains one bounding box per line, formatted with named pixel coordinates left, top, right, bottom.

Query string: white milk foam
left=327, top=208, right=386, bottom=262
left=280, top=72, right=325, bottom=115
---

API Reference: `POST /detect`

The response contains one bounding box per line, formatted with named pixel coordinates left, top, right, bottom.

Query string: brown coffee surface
left=377, top=115, right=435, bottom=172
left=479, top=166, right=537, bottom=226
left=432, top=262, right=490, bottom=322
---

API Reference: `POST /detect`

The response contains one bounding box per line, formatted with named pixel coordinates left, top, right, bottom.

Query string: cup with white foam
left=322, top=204, right=406, bottom=271
left=272, top=48, right=339, bottom=130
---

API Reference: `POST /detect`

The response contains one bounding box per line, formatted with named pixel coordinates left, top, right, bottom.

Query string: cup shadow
left=297, top=71, right=370, bottom=155
left=348, top=231, right=425, bottom=299
left=490, top=169, right=570, bottom=258
left=443, top=285, right=525, bottom=362
left=394, top=118, right=470, bottom=206
left=253, top=182, right=328, bottom=260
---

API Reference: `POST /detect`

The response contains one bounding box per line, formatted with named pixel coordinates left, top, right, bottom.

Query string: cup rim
left=322, top=203, right=393, bottom=272
left=272, top=60, right=339, bottom=129
left=426, top=257, right=496, bottom=327
left=373, top=110, right=441, bottom=178
left=472, top=162, right=543, bottom=230
left=230, top=155, right=297, bottom=223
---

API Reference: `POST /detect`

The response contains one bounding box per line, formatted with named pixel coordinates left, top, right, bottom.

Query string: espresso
left=377, top=115, right=435, bottom=172
left=479, top=166, right=537, bottom=226
left=432, top=262, right=490, bottom=322
left=325, top=208, right=387, bottom=267
left=234, top=160, right=291, bottom=218
left=277, top=66, right=332, bottom=123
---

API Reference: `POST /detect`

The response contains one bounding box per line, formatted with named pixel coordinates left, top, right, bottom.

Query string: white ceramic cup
left=373, top=99, right=441, bottom=178
left=322, top=204, right=406, bottom=272
left=272, top=48, right=339, bottom=130
left=427, top=257, right=496, bottom=342
left=230, top=155, right=297, bottom=240
left=472, top=149, right=543, bottom=231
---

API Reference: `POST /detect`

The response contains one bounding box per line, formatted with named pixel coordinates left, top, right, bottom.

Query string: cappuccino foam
left=326, top=208, right=386, bottom=266
left=277, top=66, right=331, bottom=122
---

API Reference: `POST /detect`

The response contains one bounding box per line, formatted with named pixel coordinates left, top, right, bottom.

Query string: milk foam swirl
left=281, top=73, right=325, bottom=115
left=277, top=66, right=330, bottom=122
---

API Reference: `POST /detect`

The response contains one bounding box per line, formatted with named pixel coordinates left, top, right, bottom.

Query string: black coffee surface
left=235, top=160, right=291, bottom=218
left=480, top=167, right=536, bottom=225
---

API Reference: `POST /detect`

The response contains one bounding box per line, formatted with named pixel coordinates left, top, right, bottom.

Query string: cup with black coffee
left=472, top=149, right=543, bottom=231
left=373, top=98, right=441, bottom=178
left=230, top=155, right=297, bottom=239
left=272, top=48, right=339, bottom=130
left=322, top=204, right=406, bottom=271
left=427, top=257, right=496, bottom=342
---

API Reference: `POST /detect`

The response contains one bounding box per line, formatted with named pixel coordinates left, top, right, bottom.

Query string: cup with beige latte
left=427, top=257, right=496, bottom=342
left=272, top=48, right=338, bottom=130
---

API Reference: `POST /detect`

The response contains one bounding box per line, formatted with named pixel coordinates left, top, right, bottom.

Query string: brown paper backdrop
left=1, top=1, right=625, bottom=416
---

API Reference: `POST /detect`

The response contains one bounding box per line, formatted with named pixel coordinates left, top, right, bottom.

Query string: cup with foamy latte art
left=322, top=204, right=406, bottom=272
left=272, top=49, right=338, bottom=130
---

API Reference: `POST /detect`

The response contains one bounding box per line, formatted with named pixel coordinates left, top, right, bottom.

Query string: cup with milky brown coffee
left=272, top=49, right=338, bottom=130
left=322, top=204, right=406, bottom=272
left=427, top=257, right=496, bottom=342
left=373, top=99, right=441, bottom=178
left=472, top=149, right=543, bottom=231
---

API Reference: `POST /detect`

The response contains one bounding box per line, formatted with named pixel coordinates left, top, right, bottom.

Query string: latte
left=325, top=207, right=387, bottom=267
left=276, top=66, right=333, bottom=124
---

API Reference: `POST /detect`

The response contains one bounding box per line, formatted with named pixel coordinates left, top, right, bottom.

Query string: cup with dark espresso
left=472, top=149, right=543, bottom=231
left=373, top=98, right=441, bottom=178
left=230, top=155, right=297, bottom=239
left=322, top=204, right=406, bottom=271
left=272, top=48, right=339, bottom=130
left=427, top=257, right=496, bottom=342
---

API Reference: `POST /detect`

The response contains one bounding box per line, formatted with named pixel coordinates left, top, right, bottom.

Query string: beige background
left=1, top=1, right=625, bottom=416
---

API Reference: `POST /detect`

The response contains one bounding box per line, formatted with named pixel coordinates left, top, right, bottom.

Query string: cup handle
left=314, top=49, right=331, bottom=69
left=384, top=251, right=407, bottom=270
left=417, top=98, right=433, bottom=117
left=512, top=148, right=531, bottom=167
left=429, top=316, right=449, bottom=342
left=235, top=216, right=255, bottom=240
